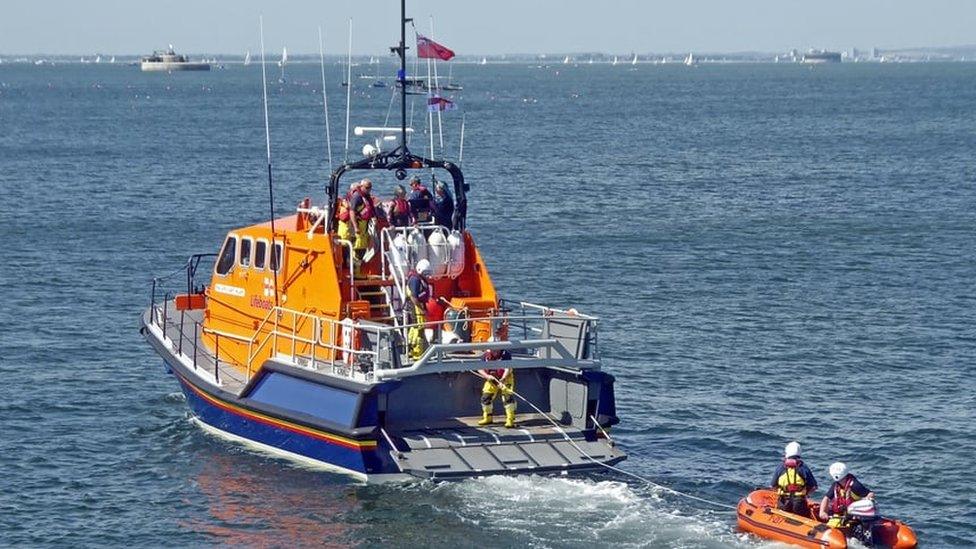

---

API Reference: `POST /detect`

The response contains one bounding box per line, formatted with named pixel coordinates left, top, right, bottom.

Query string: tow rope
left=473, top=371, right=737, bottom=511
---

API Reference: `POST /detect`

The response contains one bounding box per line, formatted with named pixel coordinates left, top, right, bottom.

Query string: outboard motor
left=846, top=499, right=879, bottom=546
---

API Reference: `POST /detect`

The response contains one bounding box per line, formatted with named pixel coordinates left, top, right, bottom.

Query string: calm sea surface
left=1, top=61, right=974, bottom=547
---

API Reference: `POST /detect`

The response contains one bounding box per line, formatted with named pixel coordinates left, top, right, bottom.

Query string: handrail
left=149, top=278, right=598, bottom=384
left=333, top=237, right=356, bottom=301
left=373, top=338, right=582, bottom=380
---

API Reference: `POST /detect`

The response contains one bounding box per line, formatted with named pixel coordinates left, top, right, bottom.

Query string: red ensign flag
left=417, top=35, right=455, bottom=61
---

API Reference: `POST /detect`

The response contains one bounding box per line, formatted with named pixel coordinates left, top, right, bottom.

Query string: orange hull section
left=737, top=489, right=917, bottom=549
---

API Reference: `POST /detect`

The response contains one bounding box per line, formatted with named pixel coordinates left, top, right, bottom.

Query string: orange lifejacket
left=338, top=189, right=374, bottom=222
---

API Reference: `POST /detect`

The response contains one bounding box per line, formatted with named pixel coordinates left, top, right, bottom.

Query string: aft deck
left=387, top=413, right=624, bottom=478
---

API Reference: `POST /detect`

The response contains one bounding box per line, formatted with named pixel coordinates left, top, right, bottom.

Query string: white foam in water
left=441, top=475, right=761, bottom=548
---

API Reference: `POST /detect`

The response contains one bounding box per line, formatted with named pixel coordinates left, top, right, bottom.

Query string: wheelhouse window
left=254, top=239, right=268, bottom=270
left=240, top=238, right=253, bottom=268
left=270, top=242, right=283, bottom=273
left=215, top=235, right=237, bottom=276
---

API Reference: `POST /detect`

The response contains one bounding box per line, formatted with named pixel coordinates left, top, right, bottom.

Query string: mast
left=398, top=0, right=409, bottom=156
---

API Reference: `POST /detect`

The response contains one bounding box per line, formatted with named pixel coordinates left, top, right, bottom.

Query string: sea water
left=1, top=62, right=974, bottom=546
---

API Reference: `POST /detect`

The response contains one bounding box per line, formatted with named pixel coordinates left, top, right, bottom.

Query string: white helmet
left=784, top=441, right=801, bottom=458
left=829, top=462, right=848, bottom=481
left=415, top=259, right=432, bottom=276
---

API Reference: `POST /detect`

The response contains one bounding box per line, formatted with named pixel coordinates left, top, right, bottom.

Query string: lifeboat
left=737, top=489, right=917, bottom=549
left=139, top=0, right=625, bottom=482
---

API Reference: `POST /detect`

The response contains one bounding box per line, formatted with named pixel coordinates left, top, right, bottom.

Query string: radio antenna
left=259, top=16, right=280, bottom=308
left=318, top=26, right=334, bottom=173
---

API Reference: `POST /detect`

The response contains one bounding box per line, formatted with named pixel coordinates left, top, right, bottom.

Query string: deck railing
left=238, top=302, right=599, bottom=382
left=147, top=254, right=600, bottom=385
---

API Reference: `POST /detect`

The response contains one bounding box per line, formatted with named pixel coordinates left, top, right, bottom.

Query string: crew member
left=432, top=180, right=454, bottom=229
left=338, top=179, right=376, bottom=272
left=819, top=462, right=875, bottom=527
left=388, top=184, right=411, bottom=227
left=406, top=259, right=432, bottom=360
left=771, top=441, right=819, bottom=517
left=407, top=175, right=433, bottom=223
left=477, top=349, right=516, bottom=428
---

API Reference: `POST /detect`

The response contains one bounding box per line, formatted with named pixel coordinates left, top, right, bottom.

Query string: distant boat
left=95, top=55, right=102, bottom=64
left=563, top=55, right=570, bottom=64
left=278, top=47, right=287, bottom=82
left=110, top=56, right=116, bottom=64
left=141, top=45, right=210, bottom=71
left=480, top=57, right=487, bottom=65
left=243, top=50, right=251, bottom=66
left=631, top=53, right=638, bottom=65
left=802, top=49, right=841, bottom=64
left=588, top=58, right=593, bottom=64
left=611, top=55, right=618, bottom=66
left=684, top=53, right=696, bottom=66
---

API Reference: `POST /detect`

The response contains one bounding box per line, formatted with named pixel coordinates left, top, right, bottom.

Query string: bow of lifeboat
left=737, top=489, right=917, bottom=549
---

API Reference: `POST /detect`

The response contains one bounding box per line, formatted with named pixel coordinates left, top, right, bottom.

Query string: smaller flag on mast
left=427, top=95, right=457, bottom=112
left=417, top=34, right=455, bottom=61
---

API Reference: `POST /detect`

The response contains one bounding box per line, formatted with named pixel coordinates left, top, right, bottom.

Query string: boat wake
left=423, top=475, right=758, bottom=548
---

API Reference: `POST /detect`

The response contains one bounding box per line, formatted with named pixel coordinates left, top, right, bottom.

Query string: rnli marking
left=214, top=283, right=245, bottom=297
left=263, top=277, right=275, bottom=297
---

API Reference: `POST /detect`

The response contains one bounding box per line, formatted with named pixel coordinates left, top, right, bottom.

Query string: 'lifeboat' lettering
left=250, top=296, right=273, bottom=310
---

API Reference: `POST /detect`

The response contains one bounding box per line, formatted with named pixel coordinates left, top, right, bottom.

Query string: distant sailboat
left=480, top=57, right=487, bottom=65
left=631, top=53, right=638, bottom=65
left=244, top=50, right=251, bottom=66
left=611, top=55, right=618, bottom=66
left=563, top=55, right=570, bottom=64
left=278, top=47, right=287, bottom=82
left=684, top=52, right=696, bottom=66
left=95, top=55, right=102, bottom=64
left=109, top=55, right=116, bottom=63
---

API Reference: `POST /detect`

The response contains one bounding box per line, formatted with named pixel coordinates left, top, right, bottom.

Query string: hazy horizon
left=3, top=0, right=975, bottom=56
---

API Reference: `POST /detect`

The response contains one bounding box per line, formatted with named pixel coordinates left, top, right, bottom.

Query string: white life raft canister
left=390, top=232, right=409, bottom=276
left=427, top=229, right=450, bottom=278
left=446, top=230, right=465, bottom=278
left=407, top=228, right=428, bottom=266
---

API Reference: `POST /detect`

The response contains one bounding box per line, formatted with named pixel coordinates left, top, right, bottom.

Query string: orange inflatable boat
left=737, top=489, right=917, bottom=548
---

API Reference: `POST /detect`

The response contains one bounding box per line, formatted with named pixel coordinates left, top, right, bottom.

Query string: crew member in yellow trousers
left=337, top=179, right=375, bottom=275
left=478, top=349, right=516, bottom=428
left=406, top=259, right=432, bottom=360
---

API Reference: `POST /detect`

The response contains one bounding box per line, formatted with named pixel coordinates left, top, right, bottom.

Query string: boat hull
left=141, top=62, right=211, bottom=71
left=737, top=489, right=917, bottom=549
left=174, top=372, right=383, bottom=480
left=141, top=308, right=626, bottom=482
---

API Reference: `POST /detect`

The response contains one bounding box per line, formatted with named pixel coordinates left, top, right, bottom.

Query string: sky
left=2, top=0, right=974, bottom=55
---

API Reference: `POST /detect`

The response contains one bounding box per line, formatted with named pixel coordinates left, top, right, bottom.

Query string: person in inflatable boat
left=771, top=441, right=819, bottom=517
left=819, top=462, right=875, bottom=528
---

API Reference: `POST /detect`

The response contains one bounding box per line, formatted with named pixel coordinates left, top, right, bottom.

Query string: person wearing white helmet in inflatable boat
left=406, top=259, right=433, bottom=360
left=819, top=462, right=875, bottom=527
left=770, top=441, right=819, bottom=517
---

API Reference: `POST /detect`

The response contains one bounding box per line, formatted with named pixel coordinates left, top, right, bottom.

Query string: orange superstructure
left=190, top=206, right=498, bottom=379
